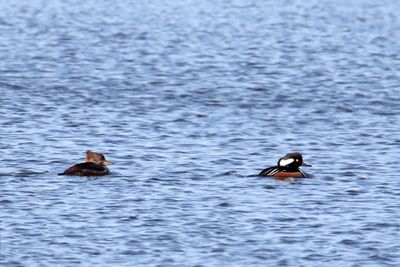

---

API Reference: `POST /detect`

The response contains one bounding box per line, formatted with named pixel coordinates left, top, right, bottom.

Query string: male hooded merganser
left=58, top=150, right=112, bottom=176
left=259, top=152, right=311, bottom=178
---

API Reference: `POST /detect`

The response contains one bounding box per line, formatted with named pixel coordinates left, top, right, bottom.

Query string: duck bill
left=103, top=161, right=113, bottom=165
left=302, top=162, right=312, bottom=167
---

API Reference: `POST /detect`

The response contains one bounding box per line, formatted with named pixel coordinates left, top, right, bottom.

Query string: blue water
left=1, top=0, right=400, bottom=266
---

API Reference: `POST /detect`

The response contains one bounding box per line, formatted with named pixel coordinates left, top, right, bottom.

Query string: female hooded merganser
left=58, top=150, right=112, bottom=176
left=259, top=152, right=311, bottom=178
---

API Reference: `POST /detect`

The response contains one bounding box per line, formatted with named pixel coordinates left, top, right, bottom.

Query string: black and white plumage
left=259, top=152, right=311, bottom=178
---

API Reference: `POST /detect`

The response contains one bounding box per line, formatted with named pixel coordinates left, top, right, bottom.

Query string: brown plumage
left=58, top=150, right=112, bottom=176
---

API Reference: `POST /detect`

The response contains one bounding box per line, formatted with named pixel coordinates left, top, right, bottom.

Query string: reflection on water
left=1, top=0, right=400, bottom=266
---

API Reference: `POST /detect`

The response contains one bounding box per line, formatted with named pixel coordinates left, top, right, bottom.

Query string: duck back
left=58, top=162, right=109, bottom=176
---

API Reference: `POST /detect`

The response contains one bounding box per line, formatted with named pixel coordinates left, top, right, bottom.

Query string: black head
left=277, top=152, right=311, bottom=169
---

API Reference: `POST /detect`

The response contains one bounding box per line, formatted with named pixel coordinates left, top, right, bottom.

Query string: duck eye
left=295, top=159, right=299, bottom=162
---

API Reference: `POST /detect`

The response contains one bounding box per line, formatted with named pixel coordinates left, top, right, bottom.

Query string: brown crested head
left=85, top=150, right=112, bottom=165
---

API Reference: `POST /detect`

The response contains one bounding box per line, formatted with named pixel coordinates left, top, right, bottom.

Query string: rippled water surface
left=1, top=0, right=400, bottom=266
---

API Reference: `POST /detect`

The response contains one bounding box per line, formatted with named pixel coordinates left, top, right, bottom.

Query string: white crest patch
left=279, top=158, right=294, bottom=167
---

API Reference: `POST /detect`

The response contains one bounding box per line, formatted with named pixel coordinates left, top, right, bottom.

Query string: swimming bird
left=58, top=150, right=112, bottom=176
left=259, top=152, right=311, bottom=178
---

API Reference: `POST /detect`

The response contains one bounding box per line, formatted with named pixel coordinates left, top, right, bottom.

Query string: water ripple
left=1, top=0, right=400, bottom=266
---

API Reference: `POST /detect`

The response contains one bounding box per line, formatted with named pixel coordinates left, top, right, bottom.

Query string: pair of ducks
left=59, top=151, right=311, bottom=178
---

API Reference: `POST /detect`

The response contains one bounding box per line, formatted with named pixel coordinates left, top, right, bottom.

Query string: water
left=1, top=0, right=400, bottom=266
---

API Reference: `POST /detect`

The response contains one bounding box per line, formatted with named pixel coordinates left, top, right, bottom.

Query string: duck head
left=85, top=150, right=112, bottom=165
left=278, top=152, right=311, bottom=169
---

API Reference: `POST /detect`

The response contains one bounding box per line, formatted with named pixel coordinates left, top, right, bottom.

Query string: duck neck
left=283, top=165, right=300, bottom=172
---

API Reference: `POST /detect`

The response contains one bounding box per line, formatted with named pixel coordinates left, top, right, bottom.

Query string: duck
left=259, top=152, right=311, bottom=178
left=58, top=150, right=112, bottom=176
